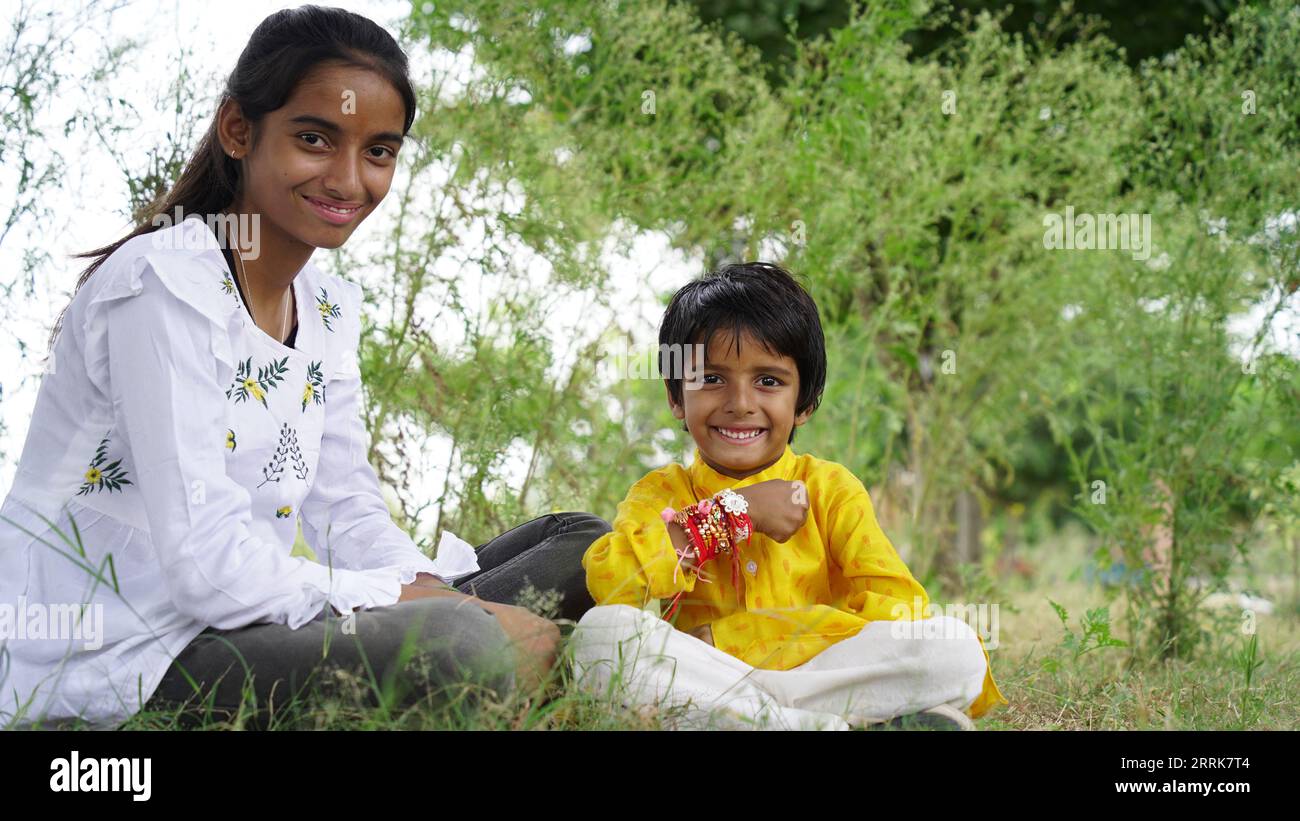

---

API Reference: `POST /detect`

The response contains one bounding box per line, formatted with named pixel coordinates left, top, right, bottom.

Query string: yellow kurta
left=583, top=444, right=1008, bottom=719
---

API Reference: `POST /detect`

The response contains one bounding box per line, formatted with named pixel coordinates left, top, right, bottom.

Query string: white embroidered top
left=0, top=215, right=444, bottom=728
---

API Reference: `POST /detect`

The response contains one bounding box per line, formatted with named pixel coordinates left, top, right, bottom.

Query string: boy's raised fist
left=738, top=479, right=809, bottom=542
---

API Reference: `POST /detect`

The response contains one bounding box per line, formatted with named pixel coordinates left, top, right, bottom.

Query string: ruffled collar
left=167, top=214, right=321, bottom=354
left=161, top=213, right=322, bottom=278
left=686, top=444, right=798, bottom=496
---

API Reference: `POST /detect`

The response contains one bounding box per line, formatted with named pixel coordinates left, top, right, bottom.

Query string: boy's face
left=667, top=329, right=811, bottom=480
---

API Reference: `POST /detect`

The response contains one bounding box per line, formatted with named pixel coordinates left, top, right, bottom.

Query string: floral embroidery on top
left=77, top=434, right=133, bottom=495
left=276, top=505, right=293, bottom=519
left=226, top=356, right=290, bottom=407
left=301, top=361, right=326, bottom=411
left=316, top=286, right=342, bottom=332
left=257, top=422, right=309, bottom=488
left=220, top=273, right=238, bottom=301
left=225, top=428, right=237, bottom=452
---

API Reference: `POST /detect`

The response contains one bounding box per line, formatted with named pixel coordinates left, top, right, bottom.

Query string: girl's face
left=221, top=62, right=407, bottom=249
left=667, top=329, right=811, bottom=480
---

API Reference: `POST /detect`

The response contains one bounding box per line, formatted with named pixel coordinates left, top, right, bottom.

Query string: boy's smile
left=668, top=329, right=812, bottom=480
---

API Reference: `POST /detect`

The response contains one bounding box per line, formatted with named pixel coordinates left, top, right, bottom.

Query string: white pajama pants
left=569, top=604, right=988, bottom=730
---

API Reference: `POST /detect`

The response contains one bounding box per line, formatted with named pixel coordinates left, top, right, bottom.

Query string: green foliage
left=1234, top=631, right=1265, bottom=725
left=389, top=0, right=1299, bottom=663
left=1038, top=2, right=1300, bottom=659
left=1046, top=597, right=1127, bottom=663
left=689, top=1, right=1248, bottom=71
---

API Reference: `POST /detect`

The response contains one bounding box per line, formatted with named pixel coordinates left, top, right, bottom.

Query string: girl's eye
left=701, top=374, right=721, bottom=384
left=299, top=133, right=328, bottom=148
left=368, top=145, right=397, bottom=160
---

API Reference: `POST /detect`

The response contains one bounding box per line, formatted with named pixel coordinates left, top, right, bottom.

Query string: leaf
left=1047, top=597, right=1069, bottom=627
left=887, top=343, right=918, bottom=372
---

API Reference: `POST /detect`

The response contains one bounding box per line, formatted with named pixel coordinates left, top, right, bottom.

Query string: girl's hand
left=410, top=572, right=454, bottom=590
left=397, top=583, right=461, bottom=603
left=736, top=479, right=809, bottom=542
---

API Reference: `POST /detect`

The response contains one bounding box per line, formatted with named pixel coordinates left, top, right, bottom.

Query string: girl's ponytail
left=48, top=4, right=417, bottom=355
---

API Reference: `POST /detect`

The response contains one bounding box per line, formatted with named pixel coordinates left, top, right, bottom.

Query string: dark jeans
left=142, top=512, right=610, bottom=727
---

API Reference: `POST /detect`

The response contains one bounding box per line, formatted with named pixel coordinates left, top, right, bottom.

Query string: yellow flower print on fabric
left=76, top=434, right=133, bottom=495
left=315, top=287, right=342, bottom=332
left=301, top=361, right=326, bottom=411
left=276, top=506, right=292, bottom=519
left=226, top=356, right=290, bottom=408
left=225, top=429, right=237, bottom=452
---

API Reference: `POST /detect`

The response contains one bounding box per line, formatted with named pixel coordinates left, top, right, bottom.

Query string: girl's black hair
left=47, top=4, right=418, bottom=354
left=658, top=262, right=827, bottom=444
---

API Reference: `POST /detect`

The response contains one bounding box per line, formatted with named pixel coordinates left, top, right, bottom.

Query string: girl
left=0, top=5, right=609, bottom=729
left=571, top=262, right=1007, bottom=730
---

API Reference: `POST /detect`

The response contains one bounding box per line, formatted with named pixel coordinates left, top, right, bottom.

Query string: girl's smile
left=302, top=193, right=364, bottom=225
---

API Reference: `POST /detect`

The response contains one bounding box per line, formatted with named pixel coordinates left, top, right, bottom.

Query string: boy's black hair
left=658, top=261, right=827, bottom=444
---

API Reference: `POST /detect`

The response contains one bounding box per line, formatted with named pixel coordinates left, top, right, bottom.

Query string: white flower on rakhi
left=717, top=488, right=752, bottom=541
left=718, top=488, right=748, bottom=514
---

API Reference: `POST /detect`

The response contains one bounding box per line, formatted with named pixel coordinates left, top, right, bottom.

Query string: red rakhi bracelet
left=660, top=499, right=722, bottom=620
left=716, top=488, right=753, bottom=543
left=660, top=505, right=708, bottom=577
left=659, top=491, right=753, bottom=620
left=683, top=512, right=709, bottom=562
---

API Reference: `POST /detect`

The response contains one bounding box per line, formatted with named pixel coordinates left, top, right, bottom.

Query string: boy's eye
left=701, top=374, right=721, bottom=384
left=368, top=145, right=397, bottom=160
left=758, top=376, right=780, bottom=387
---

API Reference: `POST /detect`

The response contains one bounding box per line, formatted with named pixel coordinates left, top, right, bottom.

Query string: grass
left=98, top=603, right=1298, bottom=730
left=115, top=628, right=673, bottom=731
left=976, top=524, right=1300, bottom=730
left=32, top=525, right=1300, bottom=731
left=105, top=600, right=1300, bottom=732
left=978, top=597, right=1298, bottom=730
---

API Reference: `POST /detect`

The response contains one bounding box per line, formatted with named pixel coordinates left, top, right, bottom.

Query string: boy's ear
left=665, top=381, right=685, bottom=420
left=794, top=406, right=813, bottom=427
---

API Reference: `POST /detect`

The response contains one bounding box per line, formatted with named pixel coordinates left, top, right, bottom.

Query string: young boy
left=571, top=262, right=1007, bottom=730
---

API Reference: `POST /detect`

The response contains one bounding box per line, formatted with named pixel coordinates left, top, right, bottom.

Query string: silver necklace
left=232, top=243, right=292, bottom=342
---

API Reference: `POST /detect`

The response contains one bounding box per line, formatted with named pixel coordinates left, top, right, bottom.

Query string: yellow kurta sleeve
left=582, top=473, right=700, bottom=607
